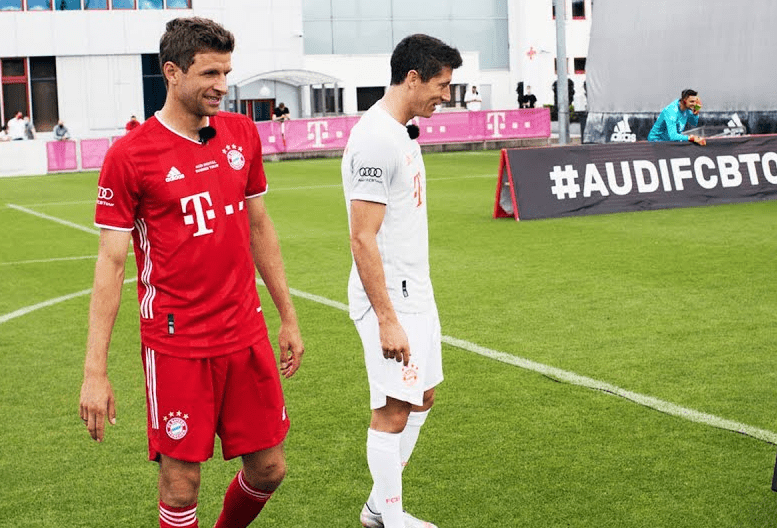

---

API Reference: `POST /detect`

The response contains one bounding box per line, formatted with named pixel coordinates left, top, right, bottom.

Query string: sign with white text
left=495, top=135, right=777, bottom=220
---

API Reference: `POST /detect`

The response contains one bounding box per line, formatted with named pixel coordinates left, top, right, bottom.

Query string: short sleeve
left=244, top=119, right=268, bottom=199
left=94, top=144, right=140, bottom=231
left=347, top=135, right=399, bottom=205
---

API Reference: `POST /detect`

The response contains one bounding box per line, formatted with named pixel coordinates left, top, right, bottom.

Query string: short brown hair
left=159, top=17, right=235, bottom=86
left=390, top=34, right=462, bottom=85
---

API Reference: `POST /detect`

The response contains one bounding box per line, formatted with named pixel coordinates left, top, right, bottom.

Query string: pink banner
left=46, top=140, right=78, bottom=172
left=80, top=138, right=111, bottom=169
left=256, top=108, right=550, bottom=155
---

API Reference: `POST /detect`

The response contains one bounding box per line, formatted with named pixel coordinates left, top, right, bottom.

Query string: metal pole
left=554, top=0, right=570, bottom=145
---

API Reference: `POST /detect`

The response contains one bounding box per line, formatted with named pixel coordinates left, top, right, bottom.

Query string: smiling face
left=165, top=51, right=232, bottom=120
left=411, top=66, right=453, bottom=119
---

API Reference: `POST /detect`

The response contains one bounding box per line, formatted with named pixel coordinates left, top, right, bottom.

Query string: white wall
left=510, top=0, right=591, bottom=110
left=304, top=51, right=480, bottom=115
left=57, top=55, right=144, bottom=137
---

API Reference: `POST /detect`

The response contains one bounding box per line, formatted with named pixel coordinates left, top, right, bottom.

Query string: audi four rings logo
left=359, top=167, right=383, bottom=177
left=97, top=187, right=114, bottom=200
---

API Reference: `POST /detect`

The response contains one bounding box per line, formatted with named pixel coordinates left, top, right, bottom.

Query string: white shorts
left=354, top=306, right=443, bottom=409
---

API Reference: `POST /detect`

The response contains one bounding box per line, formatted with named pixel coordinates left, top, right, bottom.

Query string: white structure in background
left=0, top=0, right=591, bottom=139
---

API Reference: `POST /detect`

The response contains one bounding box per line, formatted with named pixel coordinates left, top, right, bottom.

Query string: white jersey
left=342, top=103, right=435, bottom=320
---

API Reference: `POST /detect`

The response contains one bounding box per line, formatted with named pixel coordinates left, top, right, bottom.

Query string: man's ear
left=162, top=61, right=180, bottom=86
left=405, top=69, right=420, bottom=88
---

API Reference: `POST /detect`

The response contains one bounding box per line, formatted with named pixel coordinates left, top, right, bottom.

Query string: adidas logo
left=722, top=113, right=746, bottom=136
left=165, top=167, right=185, bottom=182
left=610, top=116, right=637, bottom=143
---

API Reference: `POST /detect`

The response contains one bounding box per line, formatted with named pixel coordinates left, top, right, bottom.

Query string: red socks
left=159, top=501, right=198, bottom=527
left=213, top=470, right=273, bottom=528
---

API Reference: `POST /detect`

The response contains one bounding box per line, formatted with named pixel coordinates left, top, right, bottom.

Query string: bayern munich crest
left=164, top=411, right=189, bottom=440
left=222, top=144, right=245, bottom=170
left=402, top=363, right=419, bottom=387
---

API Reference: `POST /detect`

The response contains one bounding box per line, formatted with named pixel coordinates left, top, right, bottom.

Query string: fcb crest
left=222, top=144, right=246, bottom=170
left=163, top=411, right=189, bottom=440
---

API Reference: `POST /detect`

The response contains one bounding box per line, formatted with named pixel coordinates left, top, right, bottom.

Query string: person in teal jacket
left=648, top=89, right=705, bottom=145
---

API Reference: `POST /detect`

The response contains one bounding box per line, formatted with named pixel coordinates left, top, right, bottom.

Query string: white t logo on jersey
left=180, top=192, right=216, bottom=237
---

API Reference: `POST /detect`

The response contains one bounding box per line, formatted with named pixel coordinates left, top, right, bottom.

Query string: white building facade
left=0, top=0, right=590, bottom=138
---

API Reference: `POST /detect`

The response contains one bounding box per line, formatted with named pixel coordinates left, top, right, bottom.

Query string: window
left=139, top=0, right=162, bottom=9
left=572, top=0, right=585, bottom=18
left=0, top=0, right=22, bottom=10
left=312, top=86, right=343, bottom=115
left=166, top=0, right=191, bottom=7
left=55, top=0, right=80, bottom=9
left=356, top=87, right=384, bottom=112
left=27, top=0, right=51, bottom=9
left=2, top=58, right=29, bottom=125
left=574, top=57, right=586, bottom=74
left=112, top=0, right=136, bottom=8
left=447, top=84, right=467, bottom=108
left=240, top=99, right=273, bottom=122
left=30, top=57, right=59, bottom=132
left=85, top=0, right=108, bottom=8
left=141, top=54, right=165, bottom=120
left=554, top=58, right=570, bottom=74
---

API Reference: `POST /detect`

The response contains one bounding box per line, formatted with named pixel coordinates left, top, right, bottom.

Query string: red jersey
left=95, top=112, right=269, bottom=358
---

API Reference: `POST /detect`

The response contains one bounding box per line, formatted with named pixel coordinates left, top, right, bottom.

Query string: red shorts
left=141, top=338, right=289, bottom=462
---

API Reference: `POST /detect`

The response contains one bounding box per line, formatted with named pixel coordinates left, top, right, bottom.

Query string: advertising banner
left=256, top=108, right=551, bottom=155
left=494, top=136, right=777, bottom=221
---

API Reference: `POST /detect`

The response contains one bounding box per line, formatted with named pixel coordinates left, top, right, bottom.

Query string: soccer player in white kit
left=342, top=34, right=462, bottom=528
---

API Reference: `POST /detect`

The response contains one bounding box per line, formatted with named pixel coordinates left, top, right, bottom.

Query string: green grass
left=1, top=151, right=777, bottom=527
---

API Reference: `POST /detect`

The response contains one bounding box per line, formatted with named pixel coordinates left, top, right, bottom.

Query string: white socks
left=400, top=410, right=429, bottom=468
left=367, top=429, right=403, bottom=527
left=366, top=410, right=430, bottom=523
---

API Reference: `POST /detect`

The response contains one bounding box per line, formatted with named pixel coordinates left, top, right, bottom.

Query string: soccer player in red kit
left=78, top=17, right=304, bottom=528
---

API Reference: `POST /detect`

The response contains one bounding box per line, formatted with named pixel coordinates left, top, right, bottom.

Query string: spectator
left=23, top=116, right=36, bottom=139
left=53, top=120, right=71, bottom=141
left=464, top=85, right=482, bottom=111
left=7, top=111, right=25, bottom=140
left=648, top=88, right=705, bottom=145
left=125, top=115, right=141, bottom=133
left=523, top=86, right=537, bottom=108
left=0, top=123, right=10, bottom=142
left=272, top=102, right=290, bottom=121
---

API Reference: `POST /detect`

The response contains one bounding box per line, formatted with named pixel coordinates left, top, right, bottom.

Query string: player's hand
left=693, top=98, right=703, bottom=114
left=688, top=135, right=706, bottom=146
left=79, top=373, right=116, bottom=442
left=279, top=321, right=304, bottom=379
left=379, top=320, right=411, bottom=366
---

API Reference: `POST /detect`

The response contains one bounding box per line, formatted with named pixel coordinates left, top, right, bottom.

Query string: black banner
left=495, top=135, right=777, bottom=221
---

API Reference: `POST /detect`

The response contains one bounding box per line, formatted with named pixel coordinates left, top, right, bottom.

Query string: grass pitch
left=1, top=150, right=777, bottom=527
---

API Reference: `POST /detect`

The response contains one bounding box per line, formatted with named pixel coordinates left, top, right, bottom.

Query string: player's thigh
left=217, top=341, right=290, bottom=460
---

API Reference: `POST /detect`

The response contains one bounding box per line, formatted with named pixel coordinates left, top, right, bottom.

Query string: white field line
left=10, top=174, right=496, bottom=207
left=6, top=206, right=776, bottom=446
left=259, top=280, right=777, bottom=445
left=0, top=252, right=135, bottom=267
left=7, top=203, right=100, bottom=235
left=0, top=278, right=137, bottom=325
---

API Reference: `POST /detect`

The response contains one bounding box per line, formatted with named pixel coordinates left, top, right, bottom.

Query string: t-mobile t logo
left=486, top=112, right=506, bottom=138
left=307, top=121, right=329, bottom=147
left=180, top=192, right=216, bottom=237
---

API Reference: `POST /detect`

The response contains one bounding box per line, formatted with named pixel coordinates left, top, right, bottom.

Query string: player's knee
left=422, top=389, right=435, bottom=410
left=244, top=451, right=287, bottom=491
left=159, top=469, right=200, bottom=507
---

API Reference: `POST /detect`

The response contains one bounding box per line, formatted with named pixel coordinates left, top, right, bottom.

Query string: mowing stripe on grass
left=7, top=206, right=777, bottom=446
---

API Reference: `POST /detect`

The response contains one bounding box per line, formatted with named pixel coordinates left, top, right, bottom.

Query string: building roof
left=234, top=69, right=342, bottom=87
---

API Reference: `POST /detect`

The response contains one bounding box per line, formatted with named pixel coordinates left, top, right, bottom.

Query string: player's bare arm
left=349, top=199, right=410, bottom=366
left=79, top=228, right=131, bottom=442
left=246, top=196, right=304, bottom=378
